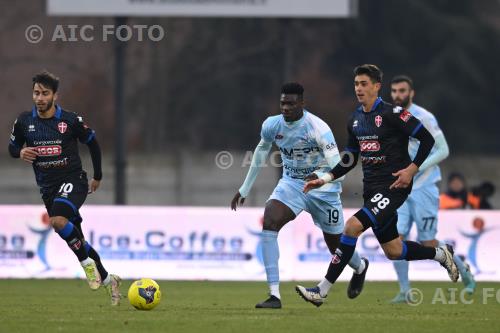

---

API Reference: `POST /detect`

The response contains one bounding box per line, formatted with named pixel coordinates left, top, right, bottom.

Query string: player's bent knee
left=50, top=216, right=68, bottom=231
left=383, top=247, right=403, bottom=260
left=344, top=217, right=364, bottom=237
left=386, top=251, right=403, bottom=260
left=262, top=216, right=282, bottom=232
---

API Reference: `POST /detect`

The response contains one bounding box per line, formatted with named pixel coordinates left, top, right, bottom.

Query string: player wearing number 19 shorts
left=231, top=82, right=368, bottom=309
left=8, top=71, right=121, bottom=305
left=296, top=65, right=459, bottom=307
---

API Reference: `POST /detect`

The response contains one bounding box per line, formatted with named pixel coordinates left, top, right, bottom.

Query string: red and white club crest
left=57, top=122, right=67, bottom=134
left=375, top=115, right=382, bottom=127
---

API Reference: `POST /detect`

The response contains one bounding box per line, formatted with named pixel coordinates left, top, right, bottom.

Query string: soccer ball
left=128, top=278, right=162, bottom=310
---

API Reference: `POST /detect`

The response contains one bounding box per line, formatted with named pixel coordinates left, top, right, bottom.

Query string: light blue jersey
left=261, top=110, right=341, bottom=193
left=261, top=110, right=344, bottom=234
left=408, top=104, right=443, bottom=189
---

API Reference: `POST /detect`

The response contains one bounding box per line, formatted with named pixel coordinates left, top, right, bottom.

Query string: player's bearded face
left=391, top=83, right=412, bottom=108
left=33, top=83, right=55, bottom=113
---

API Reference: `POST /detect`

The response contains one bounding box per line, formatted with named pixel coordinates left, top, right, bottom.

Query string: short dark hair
left=391, top=75, right=414, bottom=90
left=281, top=82, right=304, bottom=98
left=32, top=70, right=59, bottom=93
left=353, top=64, right=383, bottom=83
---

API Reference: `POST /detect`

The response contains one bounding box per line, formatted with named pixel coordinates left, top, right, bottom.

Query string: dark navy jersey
left=9, top=105, right=95, bottom=189
left=346, top=98, right=424, bottom=188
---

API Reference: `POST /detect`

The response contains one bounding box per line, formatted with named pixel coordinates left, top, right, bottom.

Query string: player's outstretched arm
left=418, top=133, right=449, bottom=171
left=303, top=174, right=332, bottom=193
left=231, top=139, right=272, bottom=211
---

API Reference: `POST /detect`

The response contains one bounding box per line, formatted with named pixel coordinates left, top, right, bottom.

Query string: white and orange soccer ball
left=128, top=278, right=162, bottom=310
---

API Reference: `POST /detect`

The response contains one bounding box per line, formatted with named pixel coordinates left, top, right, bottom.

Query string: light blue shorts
left=397, top=184, right=439, bottom=241
left=268, top=178, right=344, bottom=234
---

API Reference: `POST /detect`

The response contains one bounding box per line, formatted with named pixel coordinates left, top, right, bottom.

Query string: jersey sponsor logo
left=393, top=106, right=403, bottom=113
left=28, top=124, right=35, bottom=132
left=361, top=155, right=387, bottom=165
left=399, top=110, right=412, bottom=122
left=375, top=115, right=382, bottom=127
left=34, top=140, right=62, bottom=145
left=35, top=145, right=62, bottom=156
left=57, top=122, right=68, bottom=134
left=353, top=120, right=358, bottom=128
left=35, top=158, right=69, bottom=169
left=275, top=134, right=284, bottom=140
left=359, top=140, right=380, bottom=152
left=325, top=142, right=337, bottom=150
left=279, top=146, right=321, bottom=157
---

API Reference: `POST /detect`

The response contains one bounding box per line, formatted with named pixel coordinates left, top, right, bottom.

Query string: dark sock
left=85, top=242, right=108, bottom=280
left=56, top=222, right=88, bottom=261
left=325, top=235, right=357, bottom=283
left=398, top=240, right=436, bottom=261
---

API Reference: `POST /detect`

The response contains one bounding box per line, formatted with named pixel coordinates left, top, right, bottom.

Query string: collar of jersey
left=32, top=104, right=62, bottom=119
left=356, top=97, right=383, bottom=113
left=284, top=109, right=307, bottom=127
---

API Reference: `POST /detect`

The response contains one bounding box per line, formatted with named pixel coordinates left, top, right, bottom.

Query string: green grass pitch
left=1, top=280, right=499, bottom=333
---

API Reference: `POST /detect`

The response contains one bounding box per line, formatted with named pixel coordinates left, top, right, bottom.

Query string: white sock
left=269, top=283, right=280, bottom=299
left=434, top=247, right=445, bottom=263
left=355, top=259, right=366, bottom=274
left=102, top=274, right=112, bottom=286
left=318, top=278, right=332, bottom=297
left=80, top=257, right=93, bottom=266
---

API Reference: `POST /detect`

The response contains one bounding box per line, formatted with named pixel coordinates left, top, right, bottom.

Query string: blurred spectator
left=440, top=172, right=468, bottom=209
left=468, top=182, right=496, bottom=209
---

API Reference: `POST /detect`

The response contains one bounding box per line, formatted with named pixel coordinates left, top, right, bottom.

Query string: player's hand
left=88, top=179, right=100, bottom=194
left=231, top=191, right=245, bottom=211
left=390, top=163, right=419, bottom=189
left=20, top=147, right=38, bottom=163
left=303, top=179, right=325, bottom=193
left=304, top=173, right=319, bottom=182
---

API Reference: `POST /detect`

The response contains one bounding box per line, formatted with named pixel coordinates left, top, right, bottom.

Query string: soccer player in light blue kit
left=389, top=75, right=476, bottom=303
left=231, top=83, right=368, bottom=309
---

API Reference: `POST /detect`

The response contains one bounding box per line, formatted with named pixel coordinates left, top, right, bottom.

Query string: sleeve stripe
left=85, top=131, right=96, bottom=144
left=411, top=123, right=423, bottom=137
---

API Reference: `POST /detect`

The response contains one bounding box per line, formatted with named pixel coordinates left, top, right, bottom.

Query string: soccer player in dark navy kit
left=8, top=71, right=121, bottom=306
left=295, top=65, right=459, bottom=307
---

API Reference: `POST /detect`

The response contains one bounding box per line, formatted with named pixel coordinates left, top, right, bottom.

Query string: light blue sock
left=348, top=250, right=362, bottom=272
left=393, top=260, right=410, bottom=293
left=438, top=241, right=468, bottom=277
left=261, top=230, right=280, bottom=286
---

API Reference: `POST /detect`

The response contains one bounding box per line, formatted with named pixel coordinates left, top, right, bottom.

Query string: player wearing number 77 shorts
left=8, top=71, right=121, bottom=306
left=295, top=65, right=459, bottom=307
left=231, top=82, right=368, bottom=309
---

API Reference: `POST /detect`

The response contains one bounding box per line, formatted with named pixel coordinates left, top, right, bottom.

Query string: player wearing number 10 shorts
left=8, top=71, right=121, bottom=305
